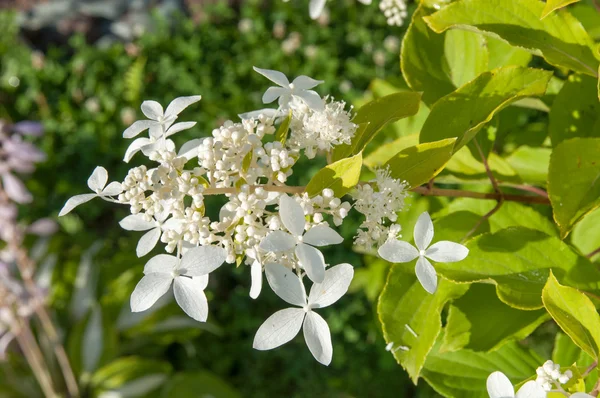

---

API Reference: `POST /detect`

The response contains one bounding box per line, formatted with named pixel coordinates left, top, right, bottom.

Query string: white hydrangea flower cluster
left=379, top=0, right=408, bottom=27
left=535, top=360, right=573, bottom=391
left=352, top=167, right=409, bottom=248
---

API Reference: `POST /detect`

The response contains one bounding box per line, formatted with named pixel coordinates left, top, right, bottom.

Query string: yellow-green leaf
left=305, top=152, right=362, bottom=197
left=541, top=0, right=580, bottom=19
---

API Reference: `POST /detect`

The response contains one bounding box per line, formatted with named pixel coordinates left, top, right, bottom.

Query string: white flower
left=535, top=360, right=572, bottom=391
left=130, top=245, right=227, bottom=321
left=259, top=195, right=343, bottom=283
left=250, top=260, right=263, bottom=299
left=487, top=371, right=546, bottom=398
left=378, top=211, right=468, bottom=294
left=253, top=66, right=324, bottom=110
left=119, top=212, right=182, bottom=257
left=379, top=0, right=408, bottom=27
left=59, top=166, right=123, bottom=216
left=307, top=0, right=372, bottom=19
left=253, top=263, right=353, bottom=365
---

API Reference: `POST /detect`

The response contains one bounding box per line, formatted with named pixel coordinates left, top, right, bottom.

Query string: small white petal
left=265, top=263, right=307, bottom=307
left=141, top=100, right=164, bottom=120
left=123, top=120, right=156, bottom=139
left=296, top=90, right=324, bottom=111
left=426, top=241, right=469, bottom=263
left=309, top=0, right=326, bottom=19
left=130, top=273, right=173, bottom=312
left=292, top=75, right=324, bottom=90
left=259, top=230, right=297, bottom=252
left=238, top=108, right=280, bottom=120
left=303, top=311, right=332, bottom=365
left=144, top=254, right=178, bottom=274
left=515, top=381, right=546, bottom=398
left=1, top=173, right=32, bottom=203
left=119, top=214, right=155, bottom=231
left=253, top=308, right=305, bottom=350
left=378, top=239, right=419, bottom=263
left=415, top=257, right=438, bottom=294
left=178, top=138, right=204, bottom=160
left=303, top=225, right=343, bottom=247
left=100, top=182, right=123, bottom=196
left=262, top=87, right=287, bottom=104
left=179, top=245, right=228, bottom=276
left=87, top=166, right=108, bottom=191
left=279, top=195, right=306, bottom=237
left=164, top=95, right=202, bottom=119
left=123, top=137, right=151, bottom=162
left=136, top=228, right=161, bottom=257
left=173, top=276, right=209, bottom=322
left=253, top=67, right=290, bottom=87
left=414, top=212, right=434, bottom=251
left=165, top=121, right=196, bottom=137
left=296, top=244, right=326, bottom=284
left=250, top=261, right=263, bottom=299
left=308, top=263, right=354, bottom=308
left=487, top=371, right=515, bottom=398
left=58, top=193, right=97, bottom=216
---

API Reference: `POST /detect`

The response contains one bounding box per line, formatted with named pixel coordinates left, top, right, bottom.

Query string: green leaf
left=383, top=138, right=456, bottom=187
left=378, top=267, right=468, bottom=383
left=332, top=92, right=421, bottom=162
left=363, top=133, right=419, bottom=169
left=401, top=5, right=455, bottom=105
left=443, top=146, right=522, bottom=184
left=505, top=146, right=551, bottom=185
left=542, top=272, right=600, bottom=360
left=436, top=227, right=600, bottom=309
left=549, top=74, right=600, bottom=147
left=548, top=138, right=600, bottom=237
left=420, top=66, right=552, bottom=152
left=487, top=37, right=532, bottom=69
left=241, top=151, right=252, bottom=174
left=442, top=284, right=548, bottom=352
left=541, top=0, right=581, bottom=19
left=161, top=371, right=240, bottom=398
left=424, top=0, right=599, bottom=77
left=305, top=152, right=362, bottom=197
left=422, top=340, right=541, bottom=397
left=444, top=29, right=489, bottom=87
left=275, top=110, right=292, bottom=145
left=553, top=332, right=582, bottom=366
left=571, top=208, right=600, bottom=261
left=91, top=357, right=171, bottom=392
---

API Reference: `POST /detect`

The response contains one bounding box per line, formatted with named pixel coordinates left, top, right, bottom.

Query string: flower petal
left=164, top=95, right=202, bottom=119
left=58, top=193, right=97, bottom=216
left=238, top=108, right=280, bottom=120
left=178, top=138, right=204, bottom=160
left=279, top=195, right=306, bottom=237
left=296, top=244, right=326, bottom=284
left=308, top=263, right=354, bottom=308
left=165, top=121, right=196, bottom=137
left=415, top=257, right=438, bottom=294
left=515, top=381, right=546, bottom=398
left=123, top=120, right=155, bottom=139
left=1, top=172, right=32, bottom=203
left=119, top=214, right=155, bottom=231
left=265, top=263, right=306, bottom=306
left=253, top=66, right=289, bottom=87
left=292, top=75, right=324, bottom=90
left=377, top=239, right=419, bottom=263
left=123, top=137, right=151, bottom=162
left=130, top=273, right=173, bottom=312
left=414, top=211, right=434, bottom=251
left=250, top=261, right=263, bottom=299
left=303, top=311, right=332, bottom=365
left=87, top=166, right=108, bottom=192
left=426, top=241, right=469, bottom=263
left=253, top=308, right=305, bottom=350
left=296, top=90, right=324, bottom=111
left=309, top=0, right=326, bottom=19
left=141, top=100, right=163, bottom=120
left=179, top=245, right=228, bottom=276
left=303, top=225, right=343, bottom=247
left=173, top=276, right=209, bottom=322
left=100, top=182, right=123, bottom=196
left=262, top=86, right=287, bottom=104
left=144, top=254, right=178, bottom=274
left=486, top=371, right=515, bottom=398
left=136, top=228, right=161, bottom=257
left=259, top=230, right=297, bottom=252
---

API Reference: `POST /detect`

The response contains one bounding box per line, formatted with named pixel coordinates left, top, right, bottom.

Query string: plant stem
left=587, top=247, right=600, bottom=259
left=461, top=199, right=503, bottom=242
left=15, top=321, right=58, bottom=398
left=583, top=361, right=598, bottom=377
left=501, top=183, right=549, bottom=198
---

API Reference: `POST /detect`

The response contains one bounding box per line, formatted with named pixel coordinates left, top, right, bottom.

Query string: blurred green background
left=0, top=0, right=441, bottom=396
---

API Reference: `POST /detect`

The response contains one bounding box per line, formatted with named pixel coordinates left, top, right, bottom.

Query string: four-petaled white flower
left=253, top=66, right=324, bottom=111
left=59, top=166, right=123, bottom=216
left=119, top=212, right=182, bottom=257
left=130, top=245, right=227, bottom=322
left=253, top=263, right=353, bottom=365
left=259, top=195, right=343, bottom=283
left=378, top=211, right=468, bottom=294
left=123, top=95, right=201, bottom=162
left=486, top=371, right=545, bottom=398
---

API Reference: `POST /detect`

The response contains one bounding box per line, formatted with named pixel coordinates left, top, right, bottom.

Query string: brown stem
left=501, top=183, right=549, bottom=198
left=462, top=198, right=504, bottom=242
left=583, top=361, right=598, bottom=377
left=15, top=321, right=58, bottom=398
left=587, top=247, right=600, bottom=259
left=592, top=377, right=600, bottom=397
left=411, top=186, right=550, bottom=204
left=474, top=138, right=501, bottom=195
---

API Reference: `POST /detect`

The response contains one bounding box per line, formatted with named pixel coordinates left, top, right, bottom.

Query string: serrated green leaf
left=443, top=146, right=522, bottom=184
left=383, top=138, right=456, bottom=187
left=305, top=152, right=362, bottom=197
left=436, top=227, right=600, bottom=309
left=541, top=0, right=580, bottom=19
left=571, top=208, right=600, bottom=261
left=420, top=66, right=552, bottom=152
left=445, top=29, right=489, bottom=88
left=504, top=146, right=551, bottom=185
left=424, top=0, right=599, bottom=77
left=487, top=37, right=532, bottom=69
left=363, top=133, right=419, bottom=169
left=332, top=92, right=421, bottom=162
left=548, top=138, right=600, bottom=237
left=543, top=272, right=600, bottom=360
left=275, top=111, right=291, bottom=145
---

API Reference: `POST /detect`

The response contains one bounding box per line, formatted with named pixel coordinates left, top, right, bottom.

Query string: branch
left=587, top=247, right=600, bottom=259
left=411, top=186, right=550, bottom=205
